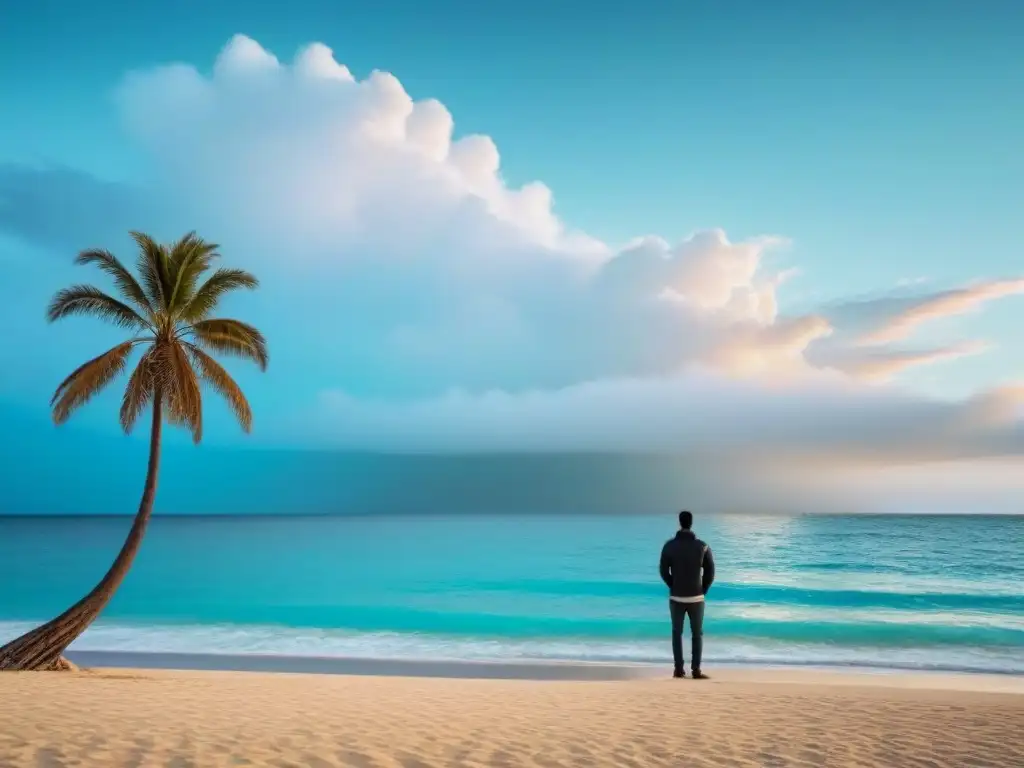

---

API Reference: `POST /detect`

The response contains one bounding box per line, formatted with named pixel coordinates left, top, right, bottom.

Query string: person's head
left=678, top=510, right=693, bottom=530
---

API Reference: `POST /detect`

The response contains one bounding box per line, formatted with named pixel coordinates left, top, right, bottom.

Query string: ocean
left=1, top=514, right=1022, bottom=674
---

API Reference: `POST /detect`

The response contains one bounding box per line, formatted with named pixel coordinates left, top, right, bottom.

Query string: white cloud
left=307, top=369, right=1024, bottom=458
left=114, top=38, right=848, bottom=389
left=856, top=280, right=1024, bottom=345
left=6, top=34, right=1024, bottom=480
left=116, top=35, right=605, bottom=261
left=804, top=280, right=1024, bottom=381
left=808, top=279, right=1024, bottom=348
left=807, top=339, right=990, bottom=381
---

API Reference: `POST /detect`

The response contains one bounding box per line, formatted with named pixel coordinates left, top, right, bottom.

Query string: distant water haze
left=1, top=403, right=1021, bottom=517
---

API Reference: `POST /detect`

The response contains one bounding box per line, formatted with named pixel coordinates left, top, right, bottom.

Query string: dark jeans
left=669, top=600, right=705, bottom=672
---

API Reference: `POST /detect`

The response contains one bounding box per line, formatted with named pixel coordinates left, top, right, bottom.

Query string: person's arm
left=701, top=546, right=715, bottom=594
left=659, top=543, right=672, bottom=588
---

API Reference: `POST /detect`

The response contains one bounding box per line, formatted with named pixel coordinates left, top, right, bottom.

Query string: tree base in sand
left=50, top=656, right=79, bottom=671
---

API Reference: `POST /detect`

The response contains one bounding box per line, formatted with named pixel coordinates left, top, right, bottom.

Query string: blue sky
left=5, top=1, right=1022, bottom=274
left=2, top=1, right=1024, bottom=513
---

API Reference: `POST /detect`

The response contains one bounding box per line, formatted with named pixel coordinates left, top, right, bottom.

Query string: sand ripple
left=1, top=670, right=1022, bottom=767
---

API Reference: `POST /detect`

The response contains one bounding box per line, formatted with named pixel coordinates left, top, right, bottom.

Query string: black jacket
left=660, top=530, right=715, bottom=599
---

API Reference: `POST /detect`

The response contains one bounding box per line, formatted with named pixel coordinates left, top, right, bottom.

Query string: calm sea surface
left=1, top=514, right=1022, bottom=673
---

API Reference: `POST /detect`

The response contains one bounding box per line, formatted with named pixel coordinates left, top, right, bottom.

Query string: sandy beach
left=2, top=667, right=1022, bottom=768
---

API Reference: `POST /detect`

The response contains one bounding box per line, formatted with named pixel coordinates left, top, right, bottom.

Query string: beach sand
left=2, top=667, right=1022, bottom=767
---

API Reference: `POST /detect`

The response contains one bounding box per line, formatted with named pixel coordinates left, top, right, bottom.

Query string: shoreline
left=64, top=649, right=1024, bottom=691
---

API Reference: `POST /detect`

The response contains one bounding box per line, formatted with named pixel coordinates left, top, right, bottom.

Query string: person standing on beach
left=659, top=510, right=715, bottom=679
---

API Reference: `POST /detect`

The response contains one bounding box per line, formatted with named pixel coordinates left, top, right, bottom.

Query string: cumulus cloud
left=2, top=34, right=1023, bottom=477
left=115, top=35, right=604, bottom=261
left=108, top=36, right=1021, bottom=385
left=106, top=36, right=852, bottom=393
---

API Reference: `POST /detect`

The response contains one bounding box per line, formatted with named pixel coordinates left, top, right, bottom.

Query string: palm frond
left=185, top=342, right=253, bottom=432
left=162, top=341, right=203, bottom=443
left=119, top=348, right=159, bottom=433
left=188, top=318, right=268, bottom=370
left=75, top=248, right=154, bottom=317
left=46, top=230, right=266, bottom=441
left=179, top=268, right=259, bottom=322
left=168, top=232, right=220, bottom=313
left=130, top=231, right=172, bottom=311
left=47, top=285, right=152, bottom=331
left=51, top=341, right=136, bottom=424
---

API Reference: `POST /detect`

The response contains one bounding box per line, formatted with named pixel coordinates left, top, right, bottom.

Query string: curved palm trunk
left=0, top=396, right=163, bottom=671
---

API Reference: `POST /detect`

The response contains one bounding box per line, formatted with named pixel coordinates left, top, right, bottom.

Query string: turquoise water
left=1, top=514, right=1022, bottom=673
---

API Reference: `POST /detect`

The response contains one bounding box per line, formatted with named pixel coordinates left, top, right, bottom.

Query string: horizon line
left=2, top=511, right=1021, bottom=519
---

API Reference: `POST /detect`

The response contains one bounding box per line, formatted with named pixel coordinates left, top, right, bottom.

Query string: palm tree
left=0, top=231, right=267, bottom=671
